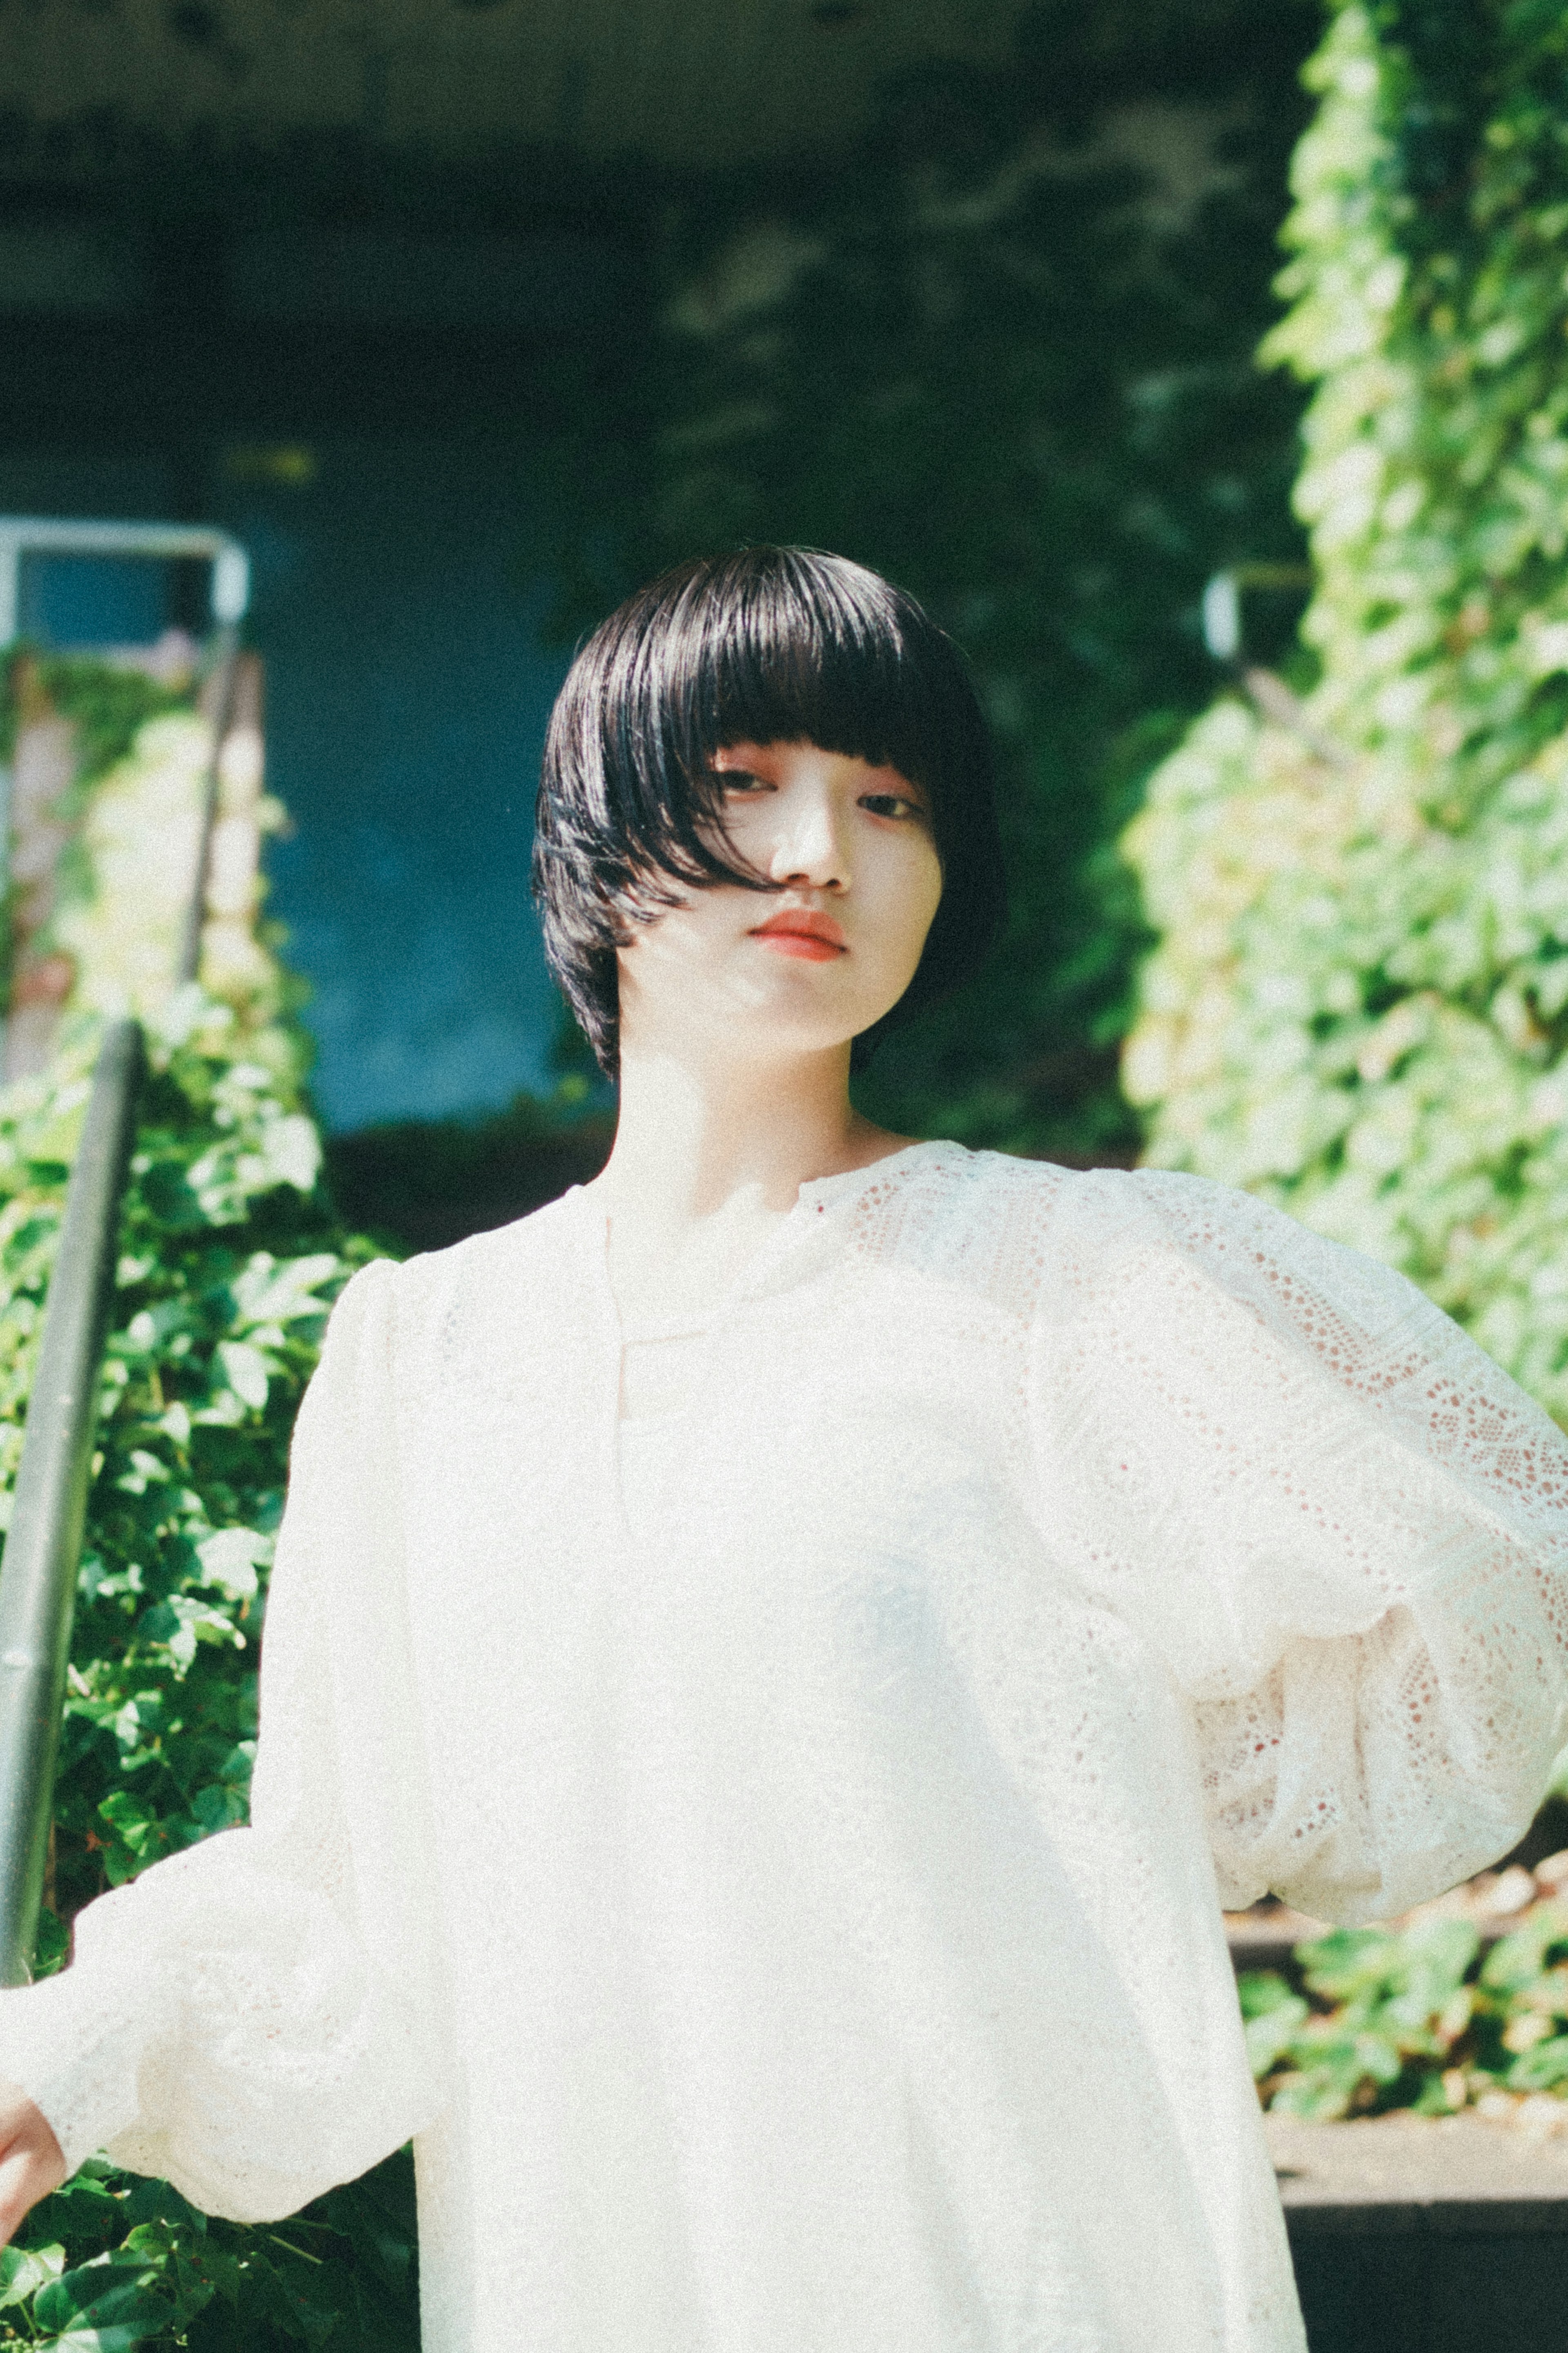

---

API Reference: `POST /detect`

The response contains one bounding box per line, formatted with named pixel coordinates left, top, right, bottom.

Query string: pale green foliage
left=0, top=994, right=423, bottom=2350
left=0, top=654, right=418, bottom=2346
left=1123, top=0, right=1568, bottom=1416
left=1243, top=1889, right=1568, bottom=2123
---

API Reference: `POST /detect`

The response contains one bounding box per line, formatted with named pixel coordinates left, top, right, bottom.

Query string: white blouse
left=6, top=1140, right=1568, bottom=2353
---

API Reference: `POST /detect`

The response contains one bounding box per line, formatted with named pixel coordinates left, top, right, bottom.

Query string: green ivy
left=0, top=653, right=187, bottom=799
left=1123, top=0, right=1568, bottom=1415
left=0, top=994, right=419, bottom=2347
left=1243, top=1899, right=1568, bottom=2122
left=2, top=2150, right=417, bottom=2352
left=28, top=1003, right=361, bottom=1921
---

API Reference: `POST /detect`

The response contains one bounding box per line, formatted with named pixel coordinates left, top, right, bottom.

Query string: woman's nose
left=768, top=794, right=847, bottom=889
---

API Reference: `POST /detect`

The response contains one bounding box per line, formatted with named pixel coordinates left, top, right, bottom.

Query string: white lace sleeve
left=0, top=1258, right=448, bottom=2221
left=1031, top=1170, right=1568, bottom=1925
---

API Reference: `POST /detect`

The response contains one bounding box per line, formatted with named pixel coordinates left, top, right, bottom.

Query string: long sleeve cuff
left=0, top=1949, right=168, bottom=2175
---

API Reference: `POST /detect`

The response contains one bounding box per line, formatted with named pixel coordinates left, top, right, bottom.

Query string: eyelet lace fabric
left=5, top=1141, right=1568, bottom=2353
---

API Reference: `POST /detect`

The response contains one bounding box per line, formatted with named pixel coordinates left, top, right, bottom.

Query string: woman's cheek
left=904, top=851, right=944, bottom=968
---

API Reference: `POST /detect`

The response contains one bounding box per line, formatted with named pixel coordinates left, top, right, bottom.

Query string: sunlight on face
left=615, top=740, right=943, bottom=1068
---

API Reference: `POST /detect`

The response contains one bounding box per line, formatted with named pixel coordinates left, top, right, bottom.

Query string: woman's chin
left=713, top=1001, right=869, bottom=1066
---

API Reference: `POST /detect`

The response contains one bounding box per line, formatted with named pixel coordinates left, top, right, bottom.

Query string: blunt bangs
left=532, top=546, right=1007, bottom=1076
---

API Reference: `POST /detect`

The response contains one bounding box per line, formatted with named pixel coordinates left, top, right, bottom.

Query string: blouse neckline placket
left=566, top=1139, right=948, bottom=1449
left=571, top=1136, right=947, bottom=1352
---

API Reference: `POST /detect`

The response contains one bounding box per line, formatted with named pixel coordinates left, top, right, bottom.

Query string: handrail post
left=0, top=1018, right=143, bottom=1985
left=177, top=622, right=241, bottom=989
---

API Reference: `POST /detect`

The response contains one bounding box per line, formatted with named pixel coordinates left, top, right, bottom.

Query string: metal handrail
left=179, top=624, right=242, bottom=987
left=0, top=542, right=250, bottom=1981
left=0, top=518, right=250, bottom=648
left=0, top=1019, right=144, bottom=1985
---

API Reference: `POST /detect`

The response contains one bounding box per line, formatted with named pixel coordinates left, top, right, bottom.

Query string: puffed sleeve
left=1030, top=1170, right=1568, bottom=1926
left=0, top=1257, right=449, bottom=2220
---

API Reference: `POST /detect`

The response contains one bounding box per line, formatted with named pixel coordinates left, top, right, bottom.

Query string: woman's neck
left=601, top=1039, right=902, bottom=1215
left=586, top=1038, right=914, bottom=1328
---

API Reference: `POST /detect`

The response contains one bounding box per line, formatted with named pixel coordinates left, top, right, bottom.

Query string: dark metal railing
left=0, top=558, right=249, bottom=1984
left=0, top=1018, right=144, bottom=1984
left=178, top=623, right=241, bottom=988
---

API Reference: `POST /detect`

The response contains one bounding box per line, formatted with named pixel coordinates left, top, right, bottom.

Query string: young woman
left=2, top=546, right=1567, bottom=2352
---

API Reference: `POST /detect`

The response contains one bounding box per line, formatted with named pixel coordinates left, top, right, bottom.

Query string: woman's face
left=615, top=739, right=943, bottom=1066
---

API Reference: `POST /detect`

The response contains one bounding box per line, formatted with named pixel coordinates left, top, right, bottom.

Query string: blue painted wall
left=0, top=439, right=573, bottom=1132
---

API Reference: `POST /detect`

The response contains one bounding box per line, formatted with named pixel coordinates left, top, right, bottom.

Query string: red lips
left=750, top=908, right=847, bottom=951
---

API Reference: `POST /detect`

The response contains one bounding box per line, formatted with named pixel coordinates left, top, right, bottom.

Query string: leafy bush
left=0, top=992, right=420, bottom=2344
left=1122, top=0, right=1568, bottom=1416
left=24, top=999, right=354, bottom=1926
left=1243, top=1892, right=1568, bottom=2126
left=0, top=653, right=187, bottom=793
left=3, top=2152, right=417, bottom=2353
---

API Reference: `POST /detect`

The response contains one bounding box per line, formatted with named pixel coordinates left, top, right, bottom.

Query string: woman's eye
left=717, top=772, right=769, bottom=795
left=860, top=793, right=923, bottom=820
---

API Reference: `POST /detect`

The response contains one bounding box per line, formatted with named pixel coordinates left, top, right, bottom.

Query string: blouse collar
left=568, top=1137, right=963, bottom=1344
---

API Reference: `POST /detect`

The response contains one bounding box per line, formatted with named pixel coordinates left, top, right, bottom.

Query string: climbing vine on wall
left=1123, top=0, right=1568, bottom=1416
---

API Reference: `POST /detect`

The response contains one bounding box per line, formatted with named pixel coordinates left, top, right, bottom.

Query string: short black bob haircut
left=532, top=546, right=1007, bottom=1078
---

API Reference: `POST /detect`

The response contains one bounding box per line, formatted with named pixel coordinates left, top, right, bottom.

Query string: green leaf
left=35, top=2329, right=164, bottom=2352
left=1121, top=0, right=1568, bottom=1442
left=1397, top=1917, right=1481, bottom=2007
left=1298, top=1928, right=1404, bottom=2003
left=32, top=1902, right=69, bottom=1978
left=0, top=2239, right=66, bottom=2308
left=258, top=1115, right=321, bottom=1194
left=1482, top=1906, right=1568, bottom=1994
left=185, top=1782, right=247, bottom=1836
left=95, top=1790, right=162, bottom=1854
left=1506, top=2036, right=1568, bottom=2092
left=195, top=1525, right=268, bottom=1601
left=33, top=2256, right=171, bottom=2342
left=230, top=1254, right=340, bottom=1328
left=1237, top=1969, right=1302, bottom=2021
left=215, top=1340, right=269, bottom=1411
left=1245, top=1994, right=1310, bottom=2078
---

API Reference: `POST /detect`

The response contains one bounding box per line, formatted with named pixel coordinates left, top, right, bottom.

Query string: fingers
left=0, top=2152, right=28, bottom=2249
left=0, top=2113, right=66, bottom=2247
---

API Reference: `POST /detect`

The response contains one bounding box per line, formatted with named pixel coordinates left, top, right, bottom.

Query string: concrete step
left=1268, top=2112, right=1568, bottom=2353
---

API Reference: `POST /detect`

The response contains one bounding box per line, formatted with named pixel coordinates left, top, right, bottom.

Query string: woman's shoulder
left=903, top=1146, right=1424, bottom=1332
left=351, top=1188, right=592, bottom=1340
left=924, top=1143, right=1380, bottom=1257
left=895, top=1138, right=1224, bottom=1238
left=860, top=1140, right=1166, bottom=1315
